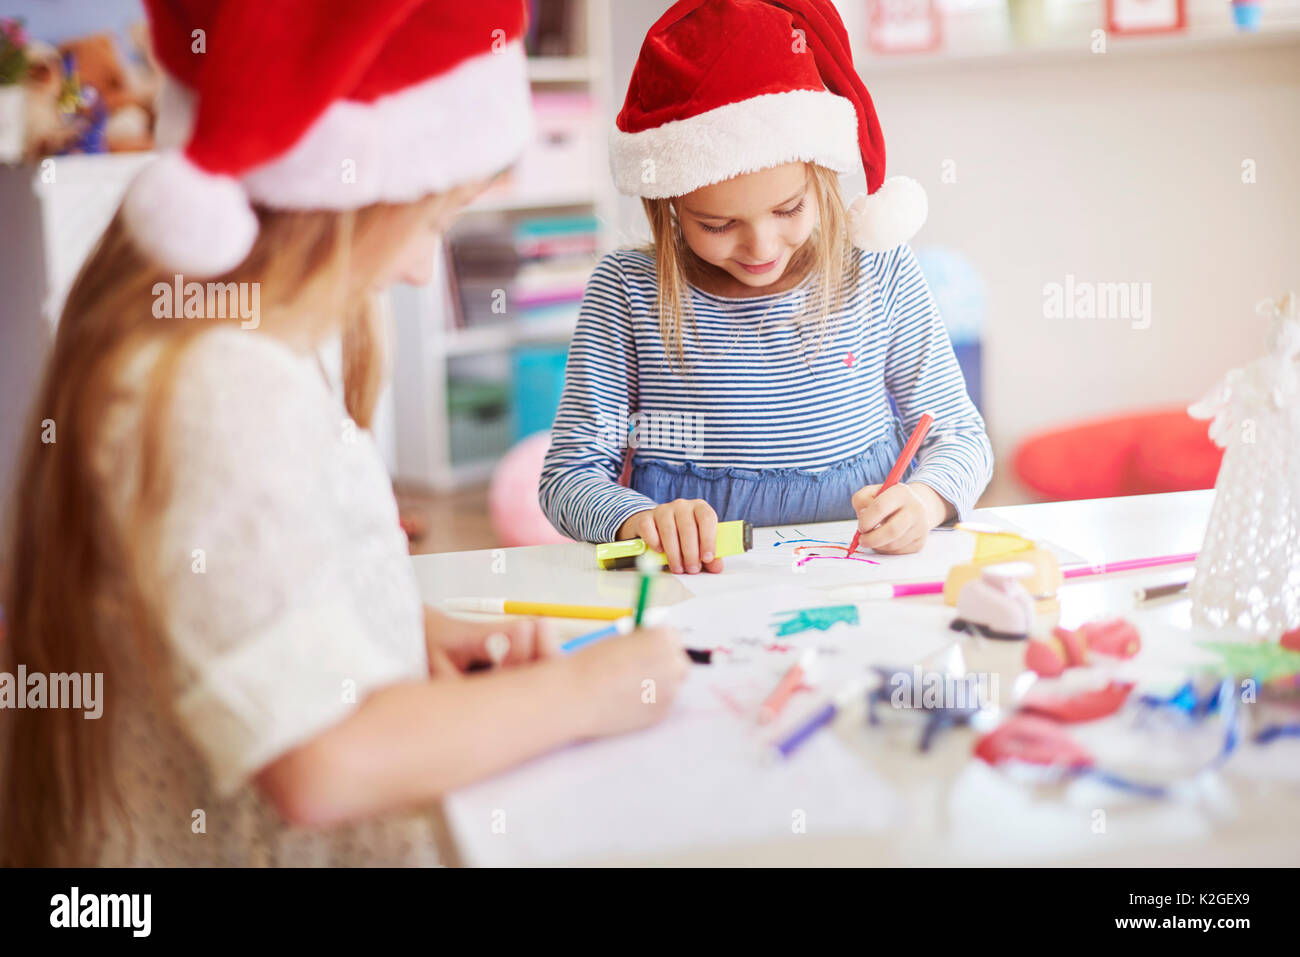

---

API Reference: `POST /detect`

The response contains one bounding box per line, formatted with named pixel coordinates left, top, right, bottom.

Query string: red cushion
left=1014, top=408, right=1222, bottom=501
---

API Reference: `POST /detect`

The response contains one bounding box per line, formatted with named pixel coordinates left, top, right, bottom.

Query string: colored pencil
left=847, top=412, right=935, bottom=557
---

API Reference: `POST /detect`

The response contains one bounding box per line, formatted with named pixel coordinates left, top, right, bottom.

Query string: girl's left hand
left=850, top=483, right=951, bottom=555
left=422, top=606, right=562, bottom=677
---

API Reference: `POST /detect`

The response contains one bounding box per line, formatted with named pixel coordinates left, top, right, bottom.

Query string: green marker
left=633, top=552, right=658, bottom=626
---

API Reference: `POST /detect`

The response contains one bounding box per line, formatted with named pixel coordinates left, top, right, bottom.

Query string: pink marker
left=758, top=649, right=817, bottom=725
left=1062, top=553, right=1198, bottom=578
left=843, top=552, right=1199, bottom=600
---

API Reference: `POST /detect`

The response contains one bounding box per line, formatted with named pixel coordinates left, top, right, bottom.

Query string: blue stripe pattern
left=539, top=244, right=994, bottom=543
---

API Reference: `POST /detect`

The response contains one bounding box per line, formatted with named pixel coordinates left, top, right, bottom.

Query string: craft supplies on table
left=431, top=490, right=1300, bottom=865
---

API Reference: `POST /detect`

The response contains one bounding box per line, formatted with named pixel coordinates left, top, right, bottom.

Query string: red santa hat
left=611, top=0, right=926, bottom=252
left=124, top=0, right=533, bottom=277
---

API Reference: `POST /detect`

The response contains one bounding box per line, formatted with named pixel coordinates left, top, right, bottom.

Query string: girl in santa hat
left=0, top=0, right=686, bottom=867
left=540, top=0, right=993, bottom=576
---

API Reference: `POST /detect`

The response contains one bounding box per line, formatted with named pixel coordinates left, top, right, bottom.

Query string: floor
left=396, top=465, right=1041, bottom=555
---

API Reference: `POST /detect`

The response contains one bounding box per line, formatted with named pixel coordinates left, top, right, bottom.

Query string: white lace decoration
left=1188, top=293, right=1300, bottom=637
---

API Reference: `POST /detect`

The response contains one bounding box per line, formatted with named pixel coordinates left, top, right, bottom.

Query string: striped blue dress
left=539, top=243, right=993, bottom=543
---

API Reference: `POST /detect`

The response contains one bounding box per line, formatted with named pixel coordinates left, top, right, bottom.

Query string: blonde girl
left=0, top=0, right=685, bottom=867
left=540, top=0, right=993, bottom=574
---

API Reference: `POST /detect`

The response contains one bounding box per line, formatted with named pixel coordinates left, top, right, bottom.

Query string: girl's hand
left=423, top=605, right=561, bottom=677
left=850, top=482, right=951, bottom=555
left=617, top=499, right=725, bottom=575
left=567, top=626, right=689, bottom=737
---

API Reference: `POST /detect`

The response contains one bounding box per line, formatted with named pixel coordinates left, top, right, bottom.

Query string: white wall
left=603, top=0, right=1300, bottom=470
left=861, top=40, right=1300, bottom=464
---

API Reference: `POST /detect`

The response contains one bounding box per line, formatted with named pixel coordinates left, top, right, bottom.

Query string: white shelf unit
left=391, top=0, right=618, bottom=491
left=856, top=18, right=1300, bottom=74
left=1, top=153, right=155, bottom=514
left=838, top=0, right=1300, bottom=72
left=29, top=151, right=154, bottom=327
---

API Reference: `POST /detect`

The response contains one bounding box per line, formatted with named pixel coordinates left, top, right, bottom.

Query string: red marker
left=847, top=412, right=935, bottom=556
left=758, top=649, right=817, bottom=724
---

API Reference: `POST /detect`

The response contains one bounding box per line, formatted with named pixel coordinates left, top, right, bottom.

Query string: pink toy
left=1281, top=625, right=1300, bottom=653
left=949, top=563, right=1036, bottom=640
left=1021, top=681, right=1134, bottom=723
left=1077, top=619, right=1140, bottom=658
left=1025, top=638, right=1067, bottom=678
left=488, top=433, right=573, bottom=547
left=1053, top=625, right=1091, bottom=667
left=974, top=715, right=1094, bottom=768
left=1024, top=618, right=1142, bottom=677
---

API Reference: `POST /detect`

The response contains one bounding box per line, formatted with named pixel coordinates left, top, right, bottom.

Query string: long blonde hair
left=0, top=189, right=463, bottom=866
left=642, top=162, right=858, bottom=372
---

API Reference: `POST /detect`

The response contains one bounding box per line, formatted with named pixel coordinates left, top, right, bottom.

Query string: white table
left=411, top=491, right=1300, bottom=866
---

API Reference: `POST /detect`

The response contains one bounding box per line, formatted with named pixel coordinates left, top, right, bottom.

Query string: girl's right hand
left=617, top=499, right=725, bottom=575
left=568, top=626, right=689, bottom=737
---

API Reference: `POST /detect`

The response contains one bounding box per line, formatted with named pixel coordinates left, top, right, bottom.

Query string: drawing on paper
left=772, top=604, right=860, bottom=637
left=771, top=528, right=881, bottom=567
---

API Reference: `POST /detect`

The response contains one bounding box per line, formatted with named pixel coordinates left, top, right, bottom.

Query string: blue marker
left=560, top=608, right=669, bottom=655
left=561, top=618, right=631, bottom=654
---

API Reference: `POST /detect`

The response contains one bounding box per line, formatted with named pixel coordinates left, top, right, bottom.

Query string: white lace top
left=92, top=327, right=440, bottom=865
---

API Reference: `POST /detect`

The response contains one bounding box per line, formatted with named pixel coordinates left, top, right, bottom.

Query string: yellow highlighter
left=442, top=598, right=634, bottom=620
left=596, top=520, right=753, bottom=570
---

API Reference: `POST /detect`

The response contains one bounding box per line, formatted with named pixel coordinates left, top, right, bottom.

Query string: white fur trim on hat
left=247, top=40, right=532, bottom=208
left=610, top=89, right=861, bottom=198
left=153, top=40, right=532, bottom=210
left=122, top=150, right=258, bottom=277
left=847, top=176, right=928, bottom=252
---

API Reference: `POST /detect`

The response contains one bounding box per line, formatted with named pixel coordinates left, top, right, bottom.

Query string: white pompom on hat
left=846, top=176, right=929, bottom=252
left=125, top=0, right=534, bottom=278
left=611, top=0, right=927, bottom=252
left=123, top=152, right=258, bottom=277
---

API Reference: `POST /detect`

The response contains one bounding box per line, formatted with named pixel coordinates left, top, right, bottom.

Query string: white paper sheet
left=444, top=586, right=962, bottom=866
left=664, top=585, right=964, bottom=684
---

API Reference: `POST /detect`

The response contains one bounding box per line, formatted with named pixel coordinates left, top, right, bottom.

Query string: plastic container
left=447, top=375, right=513, bottom=465
left=1231, top=0, right=1262, bottom=30
left=511, top=344, right=569, bottom=440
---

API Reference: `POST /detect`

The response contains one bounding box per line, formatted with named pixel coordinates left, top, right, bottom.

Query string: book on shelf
left=446, top=213, right=599, bottom=332
left=525, top=0, right=585, bottom=58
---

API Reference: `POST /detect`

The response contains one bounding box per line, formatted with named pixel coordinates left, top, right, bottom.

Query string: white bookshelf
left=390, top=0, right=618, bottom=491
left=443, top=312, right=585, bottom=357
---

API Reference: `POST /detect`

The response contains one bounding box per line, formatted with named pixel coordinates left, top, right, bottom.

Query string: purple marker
left=772, top=679, right=867, bottom=760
